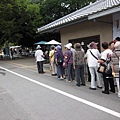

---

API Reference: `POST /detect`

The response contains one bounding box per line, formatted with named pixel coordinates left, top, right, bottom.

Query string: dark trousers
left=37, top=61, right=44, bottom=73
left=67, top=63, right=74, bottom=81
left=75, top=64, right=85, bottom=85
left=103, top=74, right=115, bottom=92
left=87, top=65, right=91, bottom=82
left=57, top=64, right=64, bottom=77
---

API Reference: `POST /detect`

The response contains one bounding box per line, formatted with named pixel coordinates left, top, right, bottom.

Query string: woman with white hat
left=35, top=45, right=45, bottom=74
left=64, top=44, right=74, bottom=82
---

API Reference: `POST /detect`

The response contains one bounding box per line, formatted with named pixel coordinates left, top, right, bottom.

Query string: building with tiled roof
left=37, top=0, right=120, bottom=52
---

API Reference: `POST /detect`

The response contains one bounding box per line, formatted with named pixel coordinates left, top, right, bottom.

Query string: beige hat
left=74, top=43, right=81, bottom=51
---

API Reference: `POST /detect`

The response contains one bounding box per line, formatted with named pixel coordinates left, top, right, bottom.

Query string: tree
left=0, top=0, right=41, bottom=47
left=40, top=0, right=96, bottom=25
left=0, top=0, right=96, bottom=47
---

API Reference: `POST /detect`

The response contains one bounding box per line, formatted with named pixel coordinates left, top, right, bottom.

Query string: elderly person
left=35, top=45, right=45, bottom=74
left=109, top=41, right=115, bottom=52
left=113, top=37, right=120, bottom=49
left=64, top=44, right=74, bottom=82
left=85, top=41, right=102, bottom=90
left=98, top=42, right=115, bottom=94
left=111, top=40, right=120, bottom=97
left=73, top=43, right=85, bottom=86
left=49, top=45, right=57, bottom=76
left=54, top=45, right=65, bottom=80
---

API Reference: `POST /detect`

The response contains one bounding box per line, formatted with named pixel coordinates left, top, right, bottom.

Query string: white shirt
left=85, top=49, right=101, bottom=67
left=101, top=49, right=113, bottom=61
left=35, top=49, right=45, bottom=61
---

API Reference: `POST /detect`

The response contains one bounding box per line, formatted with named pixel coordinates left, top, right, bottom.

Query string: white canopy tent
left=45, top=40, right=61, bottom=45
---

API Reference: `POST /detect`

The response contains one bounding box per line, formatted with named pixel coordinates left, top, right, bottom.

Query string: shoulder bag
left=97, top=53, right=112, bottom=75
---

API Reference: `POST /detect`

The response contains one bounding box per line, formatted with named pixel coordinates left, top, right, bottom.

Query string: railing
left=106, top=71, right=120, bottom=86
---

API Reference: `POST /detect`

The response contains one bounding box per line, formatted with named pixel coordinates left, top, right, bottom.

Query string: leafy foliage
left=40, top=0, right=96, bottom=24
left=0, top=0, right=96, bottom=47
left=0, top=0, right=41, bottom=47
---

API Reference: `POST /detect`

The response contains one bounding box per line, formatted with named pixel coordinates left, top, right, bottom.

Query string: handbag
left=104, top=63, right=112, bottom=75
left=57, top=58, right=63, bottom=65
left=57, top=53, right=63, bottom=65
left=97, top=61, right=112, bottom=75
left=97, top=63, right=106, bottom=74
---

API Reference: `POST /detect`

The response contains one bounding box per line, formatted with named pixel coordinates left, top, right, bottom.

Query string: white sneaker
left=59, top=77, right=64, bottom=80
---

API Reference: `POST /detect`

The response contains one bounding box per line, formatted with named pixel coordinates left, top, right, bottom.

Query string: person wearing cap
left=64, top=44, right=74, bottom=82
left=98, top=42, right=115, bottom=94
left=73, top=43, right=85, bottom=86
left=49, top=45, right=57, bottom=76
left=85, top=41, right=102, bottom=90
left=54, top=45, right=65, bottom=80
left=35, top=45, right=45, bottom=74
left=111, top=42, right=120, bottom=97
left=67, top=43, right=76, bottom=77
left=67, top=43, right=76, bottom=58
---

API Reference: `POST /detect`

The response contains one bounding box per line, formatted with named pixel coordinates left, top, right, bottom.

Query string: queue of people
left=35, top=37, right=120, bottom=98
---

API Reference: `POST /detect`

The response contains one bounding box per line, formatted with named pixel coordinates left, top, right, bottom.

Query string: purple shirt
left=64, top=50, right=73, bottom=63
left=54, top=50, right=64, bottom=60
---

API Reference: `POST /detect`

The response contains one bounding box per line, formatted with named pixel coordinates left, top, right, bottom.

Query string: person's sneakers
left=89, top=87, right=96, bottom=90
left=76, top=84, right=80, bottom=87
left=41, top=71, right=45, bottom=74
left=52, top=74, right=57, bottom=76
left=102, top=91, right=109, bottom=94
left=81, top=84, right=86, bottom=86
left=109, top=89, right=115, bottom=93
left=59, top=77, right=64, bottom=80
left=97, top=86, right=102, bottom=89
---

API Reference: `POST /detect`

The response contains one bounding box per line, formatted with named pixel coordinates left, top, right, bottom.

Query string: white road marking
left=0, top=66, right=120, bottom=118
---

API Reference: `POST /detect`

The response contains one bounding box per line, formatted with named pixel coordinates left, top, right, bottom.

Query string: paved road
left=0, top=57, right=120, bottom=120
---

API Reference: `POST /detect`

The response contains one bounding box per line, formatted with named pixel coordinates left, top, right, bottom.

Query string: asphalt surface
left=0, top=57, right=120, bottom=120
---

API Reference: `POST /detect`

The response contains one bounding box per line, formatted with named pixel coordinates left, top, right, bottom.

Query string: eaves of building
left=37, top=0, right=120, bottom=34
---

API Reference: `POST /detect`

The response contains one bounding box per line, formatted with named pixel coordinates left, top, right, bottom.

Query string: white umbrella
left=45, top=40, right=61, bottom=45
